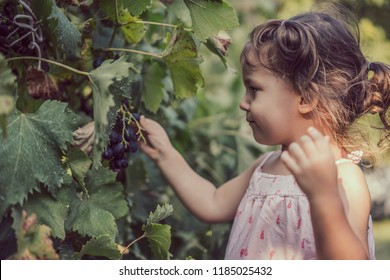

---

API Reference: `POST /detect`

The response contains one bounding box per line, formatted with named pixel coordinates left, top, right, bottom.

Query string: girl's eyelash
left=249, top=87, right=261, bottom=94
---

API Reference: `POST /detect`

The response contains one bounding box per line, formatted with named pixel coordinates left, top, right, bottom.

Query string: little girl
left=139, top=10, right=390, bottom=259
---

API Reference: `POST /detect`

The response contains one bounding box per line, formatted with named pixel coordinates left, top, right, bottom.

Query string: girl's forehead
left=241, top=42, right=262, bottom=68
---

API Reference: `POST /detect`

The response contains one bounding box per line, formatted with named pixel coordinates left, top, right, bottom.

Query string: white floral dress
left=224, top=151, right=376, bottom=260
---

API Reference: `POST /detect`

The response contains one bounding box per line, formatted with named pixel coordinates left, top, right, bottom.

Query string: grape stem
left=122, top=233, right=147, bottom=254
left=116, top=105, right=146, bottom=144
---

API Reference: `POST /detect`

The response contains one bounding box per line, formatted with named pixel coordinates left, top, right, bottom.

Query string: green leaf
left=145, top=203, right=173, bottom=226
left=142, top=62, right=165, bottom=113
left=30, top=0, right=82, bottom=59
left=65, top=197, right=118, bottom=239
left=126, top=0, right=151, bottom=16
left=88, top=57, right=134, bottom=167
left=65, top=166, right=128, bottom=239
left=0, top=101, right=79, bottom=218
left=15, top=191, right=69, bottom=240
left=184, top=0, right=239, bottom=42
left=163, top=29, right=204, bottom=98
left=99, top=0, right=149, bottom=19
left=163, top=0, right=192, bottom=27
left=118, top=10, right=146, bottom=44
left=67, top=148, right=92, bottom=186
left=74, top=234, right=122, bottom=260
left=143, top=223, right=171, bottom=259
left=84, top=167, right=129, bottom=220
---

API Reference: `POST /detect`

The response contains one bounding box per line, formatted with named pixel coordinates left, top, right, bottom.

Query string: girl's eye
left=249, top=87, right=260, bottom=95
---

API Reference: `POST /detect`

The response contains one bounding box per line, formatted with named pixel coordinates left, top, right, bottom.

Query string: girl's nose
left=239, top=93, right=250, bottom=111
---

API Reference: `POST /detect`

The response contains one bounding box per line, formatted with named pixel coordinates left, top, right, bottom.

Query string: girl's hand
left=139, top=116, right=175, bottom=162
left=281, top=127, right=338, bottom=200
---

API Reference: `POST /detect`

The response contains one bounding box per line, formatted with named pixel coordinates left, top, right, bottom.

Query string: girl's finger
left=281, top=150, right=301, bottom=175
left=287, top=141, right=308, bottom=165
left=299, top=134, right=317, bottom=157
left=307, top=127, right=331, bottom=151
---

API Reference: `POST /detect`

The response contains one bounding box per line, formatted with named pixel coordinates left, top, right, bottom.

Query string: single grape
left=129, top=141, right=138, bottom=153
left=109, top=159, right=120, bottom=170
left=0, top=24, right=10, bottom=37
left=112, top=142, right=125, bottom=156
left=109, top=130, right=122, bottom=144
left=93, top=56, right=104, bottom=68
left=124, top=126, right=137, bottom=141
left=102, top=146, right=114, bottom=160
left=133, top=113, right=140, bottom=122
left=119, top=158, right=129, bottom=169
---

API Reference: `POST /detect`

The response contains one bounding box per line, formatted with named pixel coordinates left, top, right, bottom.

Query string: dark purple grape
left=112, top=142, right=125, bottom=156
left=0, top=24, right=10, bottom=37
left=102, top=146, right=114, bottom=159
left=124, top=126, right=137, bottom=141
left=109, top=130, right=122, bottom=144
left=129, top=141, right=138, bottom=153
left=93, top=56, right=104, bottom=68
left=119, top=158, right=129, bottom=168
left=110, top=158, right=128, bottom=170
left=110, top=159, right=120, bottom=170
left=133, top=113, right=140, bottom=122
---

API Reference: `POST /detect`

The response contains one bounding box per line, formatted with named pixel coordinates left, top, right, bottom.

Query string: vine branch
left=103, top=48, right=163, bottom=59
left=5, top=56, right=89, bottom=76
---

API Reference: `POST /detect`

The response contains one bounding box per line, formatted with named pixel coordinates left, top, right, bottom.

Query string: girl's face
left=239, top=44, right=305, bottom=146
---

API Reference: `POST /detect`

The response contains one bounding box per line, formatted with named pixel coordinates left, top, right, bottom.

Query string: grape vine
left=0, top=0, right=239, bottom=260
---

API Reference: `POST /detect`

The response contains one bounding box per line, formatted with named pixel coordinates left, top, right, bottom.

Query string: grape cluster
left=102, top=109, right=143, bottom=170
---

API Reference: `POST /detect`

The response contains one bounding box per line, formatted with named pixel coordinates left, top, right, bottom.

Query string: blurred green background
left=188, top=0, right=390, bottom=260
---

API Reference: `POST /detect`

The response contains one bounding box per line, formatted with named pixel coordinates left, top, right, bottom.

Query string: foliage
left=0, top=0, right=241, bottom=260
left=1, top=0, right=389, bottom=261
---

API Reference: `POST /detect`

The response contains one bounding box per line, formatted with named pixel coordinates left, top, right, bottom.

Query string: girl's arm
left=281, top=127, right=370, bottom=259
left=139, top=117, right=264, bottom=223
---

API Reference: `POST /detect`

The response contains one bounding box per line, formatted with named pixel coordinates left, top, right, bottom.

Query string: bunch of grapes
left=102, top=104, right=144, bottom=170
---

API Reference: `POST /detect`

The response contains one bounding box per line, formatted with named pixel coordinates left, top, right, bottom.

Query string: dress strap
left=259, top=151, right=278, bottom=169
left=335, top=158, right=353, bottom=165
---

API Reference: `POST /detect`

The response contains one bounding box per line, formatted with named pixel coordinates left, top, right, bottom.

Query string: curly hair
left=245, top=9, right=390, bottom=163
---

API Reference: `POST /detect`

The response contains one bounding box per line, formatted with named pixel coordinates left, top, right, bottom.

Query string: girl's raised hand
left=281, top=127, right=339, bottom=200
left=139, top=116, right=175, bottom=162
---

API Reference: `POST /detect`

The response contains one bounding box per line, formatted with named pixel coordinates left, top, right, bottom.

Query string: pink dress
left=224, top=151, right=376, bottom=260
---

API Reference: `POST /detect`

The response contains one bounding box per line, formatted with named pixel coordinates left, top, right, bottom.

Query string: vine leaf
left=64, top=166, right=129, bottom=239
left=125, top=0, right=151, bottom=16
left=162, top=0, right=192, bottom=27
left=142, top=62, right=165, bottom=113
left=184, top=0, right=239, bottom=42
left=14, top=191, right=69, bottom=240
left=30, top=0, right=82, bottom=59
left=143, top=223, right=171, bottom=259
left=162, top=28, right=204, bottom=99
left=67, top=147, right=92, bottom=186
left=0, top=101, right=79, bottom=218
left=11, top=210, right=59, bottom=259
left=141, top=203, right=173, bottom=259
left=74, top=234, right=122, bottom=260
left=145, top=203, right=174, bottom=226
left=88, top=56, right=134, bottom=167
left=118, top=10, right=146, bottom=44
left=99, top=0, right=150, bottom=19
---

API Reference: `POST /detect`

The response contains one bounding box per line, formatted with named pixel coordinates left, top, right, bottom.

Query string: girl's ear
left=298, top=84, right=319, bottom=114
left=298, top=96, right=318, bottom=114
